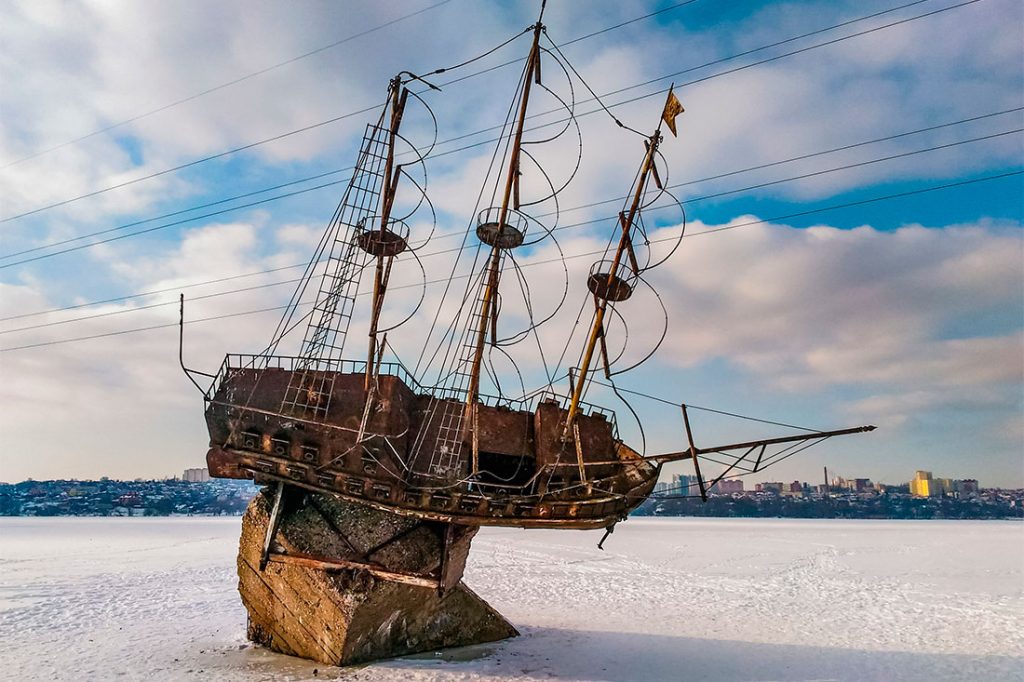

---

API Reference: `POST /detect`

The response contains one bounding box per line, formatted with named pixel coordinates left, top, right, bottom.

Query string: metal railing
left=205, top=354, right=619, bottom=437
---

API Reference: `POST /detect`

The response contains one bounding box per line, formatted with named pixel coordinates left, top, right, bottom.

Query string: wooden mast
left=365, top=77, right=409, bottom=389
left=562, top=123, right=662, bottom=436
left=464, top=11, right=545, bottom=412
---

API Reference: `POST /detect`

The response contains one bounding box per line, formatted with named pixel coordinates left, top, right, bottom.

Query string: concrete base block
left=237, top=486, right=518, bottom=666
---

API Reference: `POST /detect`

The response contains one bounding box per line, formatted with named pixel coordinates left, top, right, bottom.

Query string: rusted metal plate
left=475, top=405, right=532, bottom=457
left=533, top=399, right=617, bottom=478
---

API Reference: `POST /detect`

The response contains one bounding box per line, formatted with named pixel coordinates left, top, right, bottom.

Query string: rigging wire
left=410, top=44, right=527, bottom=377
left=542, top=29, right=647, bottom=138
left=0, top=0, right=962, bottom=225
left=649, top=437, right=834, bottom=499
left=586, top=378, right=820, bottom=432
left=414, top=25, right=534, bottom=79
left=2, top=168, right=1019, bottom=352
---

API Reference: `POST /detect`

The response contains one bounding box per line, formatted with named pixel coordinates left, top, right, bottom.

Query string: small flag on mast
left=662, top=86, right=684, bottom=137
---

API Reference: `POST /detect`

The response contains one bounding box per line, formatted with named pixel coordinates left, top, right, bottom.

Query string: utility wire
left=533, top=107, right=1024, bottom=220
left=586, top=378, right=819, bottom=431
left=3, top=129, right=1018, bottom=325
left=0, top=178, right=350, bottom=269
left=0, top=167, right=355, bottom=260
left=6, top=103, right=1016, bottom=264
left=8, top=0, right=698, bottom=170
left=0, top=0, right=696, bottom=222
left=1, top=0, right=454, bottom=169
left=0, top=261, right=305, bottom=323
left=2, top=124, right=1016, bottom=271
left=2, top=169, right=1018, bottom=351
left=566, top=0, right=984, bottom=127
left=0, top=0, right=961, bottom=224
left=560, top=0, right=706, bottom=48
left=0, top=276, right=303, bottom=335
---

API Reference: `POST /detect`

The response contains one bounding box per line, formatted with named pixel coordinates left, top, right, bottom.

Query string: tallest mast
left=464, top=5, right=546, bottom=412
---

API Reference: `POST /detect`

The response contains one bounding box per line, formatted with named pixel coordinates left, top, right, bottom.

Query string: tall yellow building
left=910, top=470, right=939, bottom=497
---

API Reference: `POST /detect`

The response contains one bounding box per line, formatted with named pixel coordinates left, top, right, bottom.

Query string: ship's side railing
left=205, top=354, right=619, bottom=438
left=204, top=354, right=426, bottom=401
left=532, top=389, right=620, bottom=441
left=429, top=385, right=533, bottom=412
left=426, top=386, right=618, bottom=437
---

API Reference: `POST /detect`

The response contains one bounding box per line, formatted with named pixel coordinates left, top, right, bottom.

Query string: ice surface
left=0, top=517, right=1020, bottom=681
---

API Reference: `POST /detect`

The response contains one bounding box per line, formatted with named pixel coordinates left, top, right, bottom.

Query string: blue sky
left=0, top=0, right=1021, bottom=487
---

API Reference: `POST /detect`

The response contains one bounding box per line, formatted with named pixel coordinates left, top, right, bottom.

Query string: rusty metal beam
left=648, top=425, right=876, bottom=465
left=681, top=404, right=707, bottom=501
left=703, top=444, right=757, bottom=494
left=563, top=129, right=660, bottom=437
left=753, top=443, right=767, bottom=472
left=572, top=422, right=587, bottom=481
left=366, top=80, right=409, bottom=389
left=267, top=552, right=440, bottom=589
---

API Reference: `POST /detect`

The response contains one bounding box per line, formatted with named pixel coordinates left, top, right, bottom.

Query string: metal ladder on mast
left=280, top=123, right=390, bottom=420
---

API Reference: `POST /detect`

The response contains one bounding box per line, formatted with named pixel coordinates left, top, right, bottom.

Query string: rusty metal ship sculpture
left=182, top=5, right=874, bottom=594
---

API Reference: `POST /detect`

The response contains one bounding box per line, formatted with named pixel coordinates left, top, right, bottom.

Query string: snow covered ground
left=0, top=517, right=1020, bottom=681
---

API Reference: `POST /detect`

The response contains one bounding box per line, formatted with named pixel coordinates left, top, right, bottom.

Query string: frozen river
left=0, top=516, right=1020, bottom=681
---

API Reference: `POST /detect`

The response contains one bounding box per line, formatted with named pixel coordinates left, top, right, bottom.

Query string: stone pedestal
left=237, top=486, right=518, bottom=666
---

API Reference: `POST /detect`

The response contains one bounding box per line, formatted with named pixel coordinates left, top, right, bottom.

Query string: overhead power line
left=2, top=169, right=1019, bottom=351
left=1, top=122, right=1016, bottom=271
left=1, top=0, right=455, bottom=169
left=0, top=0, right=961, bottom=224
left=0, top=0, right=702, bottom=222
left=2, top=121, right=1018, bottom=321
left=5, top=0, right=708, bottom=171
left=0, top=261, right=306, bottom=323
left=7, top=99, right=1016, bottom=264
left=0, top=3, right=995, bottom=272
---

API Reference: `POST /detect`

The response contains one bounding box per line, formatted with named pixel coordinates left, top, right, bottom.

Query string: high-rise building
left=708, top=479, right=743, bottom=494
left=183, top=468, right=210, bottom=483
left=956, top=479, right=979, bottom=494
left=909, top=470, right=938, bottom=497
left=671, top=474, right=695, bottom=495
left=719, top=479, right=744, bottom=494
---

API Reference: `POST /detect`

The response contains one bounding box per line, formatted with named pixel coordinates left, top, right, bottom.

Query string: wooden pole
left=366, top=80, right=408, bottom=389
left=563, top=129, right=660, bottom=435
left=465, top=19, right=544, bottom=412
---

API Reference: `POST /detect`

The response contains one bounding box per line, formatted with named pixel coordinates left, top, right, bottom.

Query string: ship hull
left=204, top=357, right=659, bottom=529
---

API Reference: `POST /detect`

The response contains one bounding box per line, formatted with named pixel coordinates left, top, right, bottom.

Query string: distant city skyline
left=3, top=465, right=1013, bottom=491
